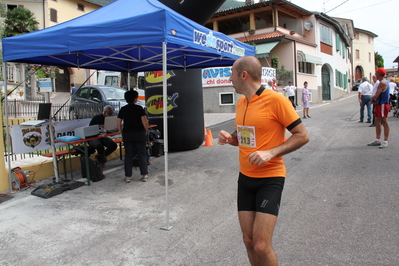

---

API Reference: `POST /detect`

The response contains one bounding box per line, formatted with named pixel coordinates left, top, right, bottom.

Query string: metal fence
left=3, top=101, right=123, bottom=163
left=3, top=100, right=123, bottom=120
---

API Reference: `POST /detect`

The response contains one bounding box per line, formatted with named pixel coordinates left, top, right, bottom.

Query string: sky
left=238, top=0, right=399, bottom=69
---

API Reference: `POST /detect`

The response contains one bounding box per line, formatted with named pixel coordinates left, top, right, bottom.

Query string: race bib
left=237, top=125, right=256, bottom=148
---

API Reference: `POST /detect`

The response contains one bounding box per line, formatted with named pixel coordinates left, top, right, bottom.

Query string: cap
left=375, top=67, right=386, bottom=76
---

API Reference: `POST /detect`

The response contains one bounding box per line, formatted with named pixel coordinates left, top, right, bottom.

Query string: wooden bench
left=42, top=149, right=78, bottom=180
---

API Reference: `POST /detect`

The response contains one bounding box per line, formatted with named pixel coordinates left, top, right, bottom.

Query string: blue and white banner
left=202, top=67, right=276, bottom=87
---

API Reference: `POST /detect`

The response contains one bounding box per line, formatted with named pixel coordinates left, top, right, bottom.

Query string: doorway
left=55, top=67, right=70, bottom=92
left=322, top=65, right=331, bottom=100
left=355, top=66, right=363, bottom=81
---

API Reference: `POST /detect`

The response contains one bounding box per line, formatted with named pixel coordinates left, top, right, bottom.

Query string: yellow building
left=2, top=0, right=103, bottom=92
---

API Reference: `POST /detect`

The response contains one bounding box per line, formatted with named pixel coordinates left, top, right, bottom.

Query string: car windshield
left=101, top=87, right=126, bottom=101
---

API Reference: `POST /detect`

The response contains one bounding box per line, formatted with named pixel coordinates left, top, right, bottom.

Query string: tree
left=1, top=7, right=39, bottom=37
left=375, top=52, right=384, bottom=69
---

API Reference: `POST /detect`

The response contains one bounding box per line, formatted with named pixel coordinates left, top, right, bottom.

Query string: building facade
left=352, top=28, right=378, bottom=83
left=205, top=0, right=353, bottom=108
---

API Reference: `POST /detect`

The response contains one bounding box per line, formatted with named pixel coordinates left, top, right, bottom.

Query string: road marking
left=338, top=94, right=357, bottom=101
left=103, top=166, right=123, bottom=175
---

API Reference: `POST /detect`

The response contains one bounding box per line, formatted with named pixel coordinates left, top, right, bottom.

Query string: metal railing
left=3, top=101, right=123, bottom=163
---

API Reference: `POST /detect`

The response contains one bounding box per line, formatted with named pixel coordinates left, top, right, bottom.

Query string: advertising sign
left=11, top=119, right=90, bottom=154
left=202, top=67, right=276, bottom=87
left=38, top=78, right=53, bottom=92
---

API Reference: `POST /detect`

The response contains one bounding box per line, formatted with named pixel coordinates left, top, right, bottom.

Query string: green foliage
left=276, top=65, right=292, bottom=78
left=1, top=7, right=39, bottom=38
left=375, top=52, right=384, bottom=69
left=26, top=64, right=61, bottom=79
left=271, top=55, right=279, bottom=69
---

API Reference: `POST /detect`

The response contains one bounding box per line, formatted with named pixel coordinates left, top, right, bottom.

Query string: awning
left=297, top=50, right=323, bottom=65
left=256, top=41, right=279, bottom=58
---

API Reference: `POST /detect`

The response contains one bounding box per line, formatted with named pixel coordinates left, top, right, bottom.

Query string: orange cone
left=204, top=127, right=207, bottom=136
left=205, top=132, right=213, bottom=146
left=207, top=129, right=213, bottom=140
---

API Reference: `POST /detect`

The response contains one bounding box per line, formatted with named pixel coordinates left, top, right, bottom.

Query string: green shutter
left=336, top=34, right=340, bottom=52
left=335, top=69, right=338, bottom=85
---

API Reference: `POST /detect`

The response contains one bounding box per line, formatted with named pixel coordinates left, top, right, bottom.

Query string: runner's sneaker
left=379, top=142, right=388, bottom=149
left=367, top=141, right=381, bottom=146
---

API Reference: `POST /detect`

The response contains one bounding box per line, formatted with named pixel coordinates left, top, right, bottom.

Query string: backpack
left=80, top=156, right=105, bottom=182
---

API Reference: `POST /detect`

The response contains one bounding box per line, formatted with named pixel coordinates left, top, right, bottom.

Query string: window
left=355, top=32, right=359, bottom=40
left=368, top=36, right=371, bottom=44
left=77, top=4, right=85, bottom=11
left=320, top=24, right=332, bottom=45
left=105, top=76, right=119, bottom=87
left=76, top=87, right=89, bottom=99
left=355, top=49, right=360, bottom=59
left=369, top=52, right=371, bottom=62
left=219, top=92, right=235, bottom=106
left=50, top=8, right=57, bottom=22
left=298, top=62, right=314, bottom=74
left=6, top=4, right=23, bottom=11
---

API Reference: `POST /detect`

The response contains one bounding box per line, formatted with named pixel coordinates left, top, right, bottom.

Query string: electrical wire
left=330, top=0, right=394, bottom=15
left=325, top=0, right=349, bottom=13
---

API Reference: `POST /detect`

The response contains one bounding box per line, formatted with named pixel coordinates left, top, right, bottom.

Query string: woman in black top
left=117, top=90, right=149, bottom=183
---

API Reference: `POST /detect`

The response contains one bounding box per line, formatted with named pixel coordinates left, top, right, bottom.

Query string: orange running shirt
left=235, top=88, right=301, bottom=178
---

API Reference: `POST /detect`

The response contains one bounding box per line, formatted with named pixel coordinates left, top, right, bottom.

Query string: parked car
left=352, top=79, right=362, bottom=91
left=69, top=85, right=128, bottom=119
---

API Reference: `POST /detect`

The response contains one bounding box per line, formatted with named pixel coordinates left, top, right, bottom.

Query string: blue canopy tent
left=2, top=0, right=255, bottom=229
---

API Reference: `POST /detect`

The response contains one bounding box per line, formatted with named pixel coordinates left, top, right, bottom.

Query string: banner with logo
left=202, top=66, right=276, bottom=87
left=10, top=119, right=91, bottom=154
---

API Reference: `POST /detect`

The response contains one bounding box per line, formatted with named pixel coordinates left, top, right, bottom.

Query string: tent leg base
left=160, top=225, right=173, bottom=231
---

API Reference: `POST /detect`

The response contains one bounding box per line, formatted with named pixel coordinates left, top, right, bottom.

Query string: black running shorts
left=237, top=172, right=285, bottom=216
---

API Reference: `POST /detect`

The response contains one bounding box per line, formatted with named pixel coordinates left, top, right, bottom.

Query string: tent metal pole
left=161, top=42, right=172, bottom=231
left=3, top=62, right=14, bottom=193
left=127, top=72, right=130, bottom=90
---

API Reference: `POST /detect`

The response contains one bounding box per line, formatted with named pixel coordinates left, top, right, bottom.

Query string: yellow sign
left=146, top=93, right=178, bottom=114
left=145, top=70, right=175, bottom=83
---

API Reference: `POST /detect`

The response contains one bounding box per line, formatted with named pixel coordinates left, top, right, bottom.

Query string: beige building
left=352, top=28, right=378, bottom=83
left=205, top=0, right=352, bottom=106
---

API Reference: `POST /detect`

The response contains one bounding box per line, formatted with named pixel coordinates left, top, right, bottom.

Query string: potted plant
left=248, top=29, right=255, bottom=35
left=19, top=90, right=24, bottom=97
left=290, top=30, right=295, bottom=35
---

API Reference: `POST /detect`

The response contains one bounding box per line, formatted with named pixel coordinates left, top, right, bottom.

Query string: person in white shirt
left=389, top=78, right=398, bottom=109
left=283, top=81, right=297, bottom=109
left=357, top=77, right=373, bottom=123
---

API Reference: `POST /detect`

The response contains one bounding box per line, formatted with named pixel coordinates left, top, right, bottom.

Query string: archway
left=355, top=66, right=363, bottom=81
left=322, top=64, right=331, bottom=100
left=55, top=67, right=70, bottom=92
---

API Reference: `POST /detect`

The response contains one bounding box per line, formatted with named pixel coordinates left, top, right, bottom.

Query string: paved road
left=1, top=92, right=398, bottom=265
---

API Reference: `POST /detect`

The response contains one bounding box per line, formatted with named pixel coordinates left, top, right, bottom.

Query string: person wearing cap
left=357, top=77, right=373, bottom=123
left=368, top=68, right=390, bottom=148
left=283, top=81, right=297, bottom=109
